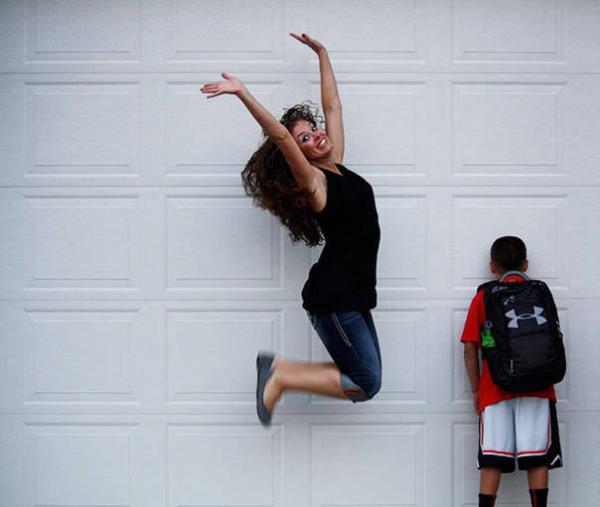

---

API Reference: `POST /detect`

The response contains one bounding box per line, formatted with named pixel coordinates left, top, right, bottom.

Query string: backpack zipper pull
left=510, top=359, right=514, bottom=373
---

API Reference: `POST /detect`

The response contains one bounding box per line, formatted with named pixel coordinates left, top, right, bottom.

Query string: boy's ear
left=521, top=259, right=529, bottom=272
left=489, top=261, right=497, bottom=275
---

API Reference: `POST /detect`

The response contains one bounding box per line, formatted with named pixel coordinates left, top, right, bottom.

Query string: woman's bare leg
left=262, top=358, right=347, bottom=412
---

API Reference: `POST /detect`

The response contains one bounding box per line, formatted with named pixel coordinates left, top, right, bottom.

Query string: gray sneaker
left=256, top=351, right=275, bottom=426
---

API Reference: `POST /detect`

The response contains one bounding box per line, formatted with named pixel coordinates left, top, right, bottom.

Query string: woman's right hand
left=200, top=72, right=245, bottom=98
left=290, top=33, right=325, bottom=54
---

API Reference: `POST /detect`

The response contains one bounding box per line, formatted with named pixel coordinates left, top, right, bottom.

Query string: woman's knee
left=361, top=369, right=382, bottom=400
left=345, top=367, right=382, bottom=402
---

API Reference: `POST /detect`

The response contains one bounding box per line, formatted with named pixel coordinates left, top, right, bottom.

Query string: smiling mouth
left=317, top=138, right=326, bottom=148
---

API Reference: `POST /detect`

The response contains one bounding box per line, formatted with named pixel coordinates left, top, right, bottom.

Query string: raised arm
left=200, top=73, right=319, bottom=191
left=290, top=33, right=344, bottom=163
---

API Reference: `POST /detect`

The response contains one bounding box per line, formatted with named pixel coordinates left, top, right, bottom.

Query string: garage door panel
left=564, top=0, right=600, bottom=69
left=0, top=190, right=23, bottom=297
left=23, top=309, right=141, bottom=405
left=450, top=77, right=600, bottom=184
left=0, top=77, right=24, bottom=186
left=563, top=411, right=600, bottom=501
left=452, top=0, right=566, bottom=64
left=558, top=299, right=600, bottom=410
left=163, top=80, right=284, bottom=179
left=0, top=416, right=23, bottom=507
left=451, top=193, right=568, bottom=293
left=168, top=423, right=283, bottom=507
left=161, top=302, right=308, bottom=414
left=166, top=195, right=283, bottom=288
left=24, top=422, right=139, bottom=506
left=452, top=81, right=565, bottom=176
left=310, top=0, right=427, bottom=66
left=24, top=81, right=141, bottom=178
left=0, top=305, right=23, bottom=413
left=0, top=302, right=162, bottom=415
left=562, top=78, right=600, bottom=180
left=446, top=0, right=600, bottom=72
left=311, top=422, right=425, bottom=507
left=163, top=0, right=285, bottom=64
left=13, top=416, right=167, bottom=507
left=15, top=189, right=154, bottom=301
left=0, top=75, right=150, bottom=187
left=377, top=196, right=428, bottom=290
left=23, top=194, right=142, bottom=290
left=565, top=189, right=600, bottom=298
left=166, top=309, right=284, bottom=404
left=25, top=0, right=142, bottom=64
left=0, top=0, right=143, bottom=69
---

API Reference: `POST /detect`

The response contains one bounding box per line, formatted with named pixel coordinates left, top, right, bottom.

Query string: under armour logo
left=505, top=307, right=547, bottom=328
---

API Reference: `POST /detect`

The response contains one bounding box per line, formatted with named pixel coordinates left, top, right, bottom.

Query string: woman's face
left=290, top=120, right=333, bottom=161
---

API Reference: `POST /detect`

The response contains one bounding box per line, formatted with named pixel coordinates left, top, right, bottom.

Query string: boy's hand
left=290, top=33, right=326, bottom=54
left=200, top=72, right=245, bottom=98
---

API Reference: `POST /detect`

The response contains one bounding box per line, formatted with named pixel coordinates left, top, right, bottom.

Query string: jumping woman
left=201, top=33, right=382, bottom=425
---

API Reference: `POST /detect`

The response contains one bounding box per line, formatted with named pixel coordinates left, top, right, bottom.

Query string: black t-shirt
left=301, top=164, right=380, bottom=313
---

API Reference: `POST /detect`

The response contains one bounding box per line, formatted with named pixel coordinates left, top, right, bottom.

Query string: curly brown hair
left=241, top=101, right=325, bottom=247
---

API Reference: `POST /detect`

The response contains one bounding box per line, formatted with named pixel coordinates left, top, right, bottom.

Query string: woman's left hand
left=200, top=72, right=245, bottom=98
left=290, top=33, right=325, bottom=54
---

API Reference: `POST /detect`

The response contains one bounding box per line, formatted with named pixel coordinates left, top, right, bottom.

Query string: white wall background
left=1, top=1, right=600, bottom=506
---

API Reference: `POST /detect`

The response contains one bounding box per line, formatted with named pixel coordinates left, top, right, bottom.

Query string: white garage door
left=1, top=1, right=599, bottom=506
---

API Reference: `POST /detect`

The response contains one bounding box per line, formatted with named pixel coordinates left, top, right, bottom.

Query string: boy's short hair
left=491, top=236, right=527, bottom=272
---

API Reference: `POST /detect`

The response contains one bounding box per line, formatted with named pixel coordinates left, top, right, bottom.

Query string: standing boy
left=461, top=236, right=564, bottom=507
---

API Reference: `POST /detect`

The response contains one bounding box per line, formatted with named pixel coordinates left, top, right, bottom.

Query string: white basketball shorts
left=478, top=397, right=562, bottom=472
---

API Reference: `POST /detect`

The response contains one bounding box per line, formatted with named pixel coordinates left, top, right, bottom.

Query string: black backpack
left=478, top=271, right=566, bottom=392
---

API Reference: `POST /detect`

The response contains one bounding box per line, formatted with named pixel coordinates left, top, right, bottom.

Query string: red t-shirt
left=460, top=275, right=556, bottom=413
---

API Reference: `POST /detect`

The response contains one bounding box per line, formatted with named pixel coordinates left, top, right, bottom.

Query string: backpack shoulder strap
left=499, top=270, right=530, bottom=282
left=477, top=280, right=498, bottom=293
left=530, top=279, right=560, bottom=319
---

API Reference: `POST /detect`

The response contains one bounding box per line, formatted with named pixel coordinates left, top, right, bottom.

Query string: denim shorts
left=307, top=310, right=382, bottom=402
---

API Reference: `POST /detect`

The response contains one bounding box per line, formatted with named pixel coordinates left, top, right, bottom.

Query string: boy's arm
left=460, top=291, right=485, bottom=414
left=463, top=342, right=480, bottom=413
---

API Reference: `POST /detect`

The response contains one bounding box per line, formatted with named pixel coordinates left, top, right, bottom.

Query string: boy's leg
left=527, top=465, right=548, bottom=489
left=478, top=400, right=517, bottom=505
left=479, top=468, right=501, bottom=505
left=478, top=494, right=497, bottom=507
left=515, top=398, right=563, bottom=470
left=528, top=487, right=549, bottom=507
left=515, top=398, right=562, bottom=507
left=528, top=466, right=549, bottom=507
left=480, top=467, right=502, bottom=494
